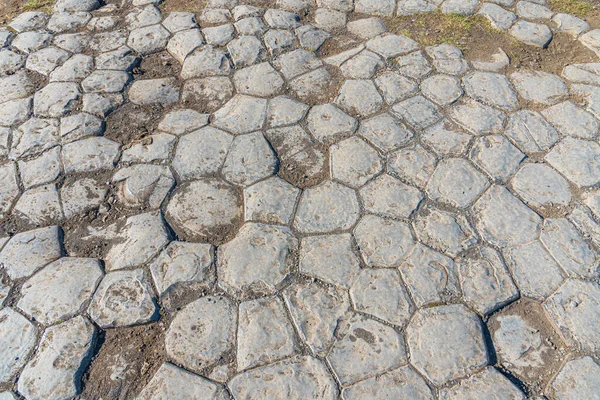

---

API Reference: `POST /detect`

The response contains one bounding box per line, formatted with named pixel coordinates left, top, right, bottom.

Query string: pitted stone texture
left=426, top=44, right=469, bottom=75
left=17, top=316, right=95, bottom=400
left=551, top=357, right=600, bottom=400
left=11, top=117, right=59, bottom=159
left=61, top=177, right=107, bottom=219
left=149, top=242, right=214, bottom=296
left=233, top=62, right=283, bottom=97
left=542, top=101, right=599, bottom=139
left=354, top=215, right=415, bottom=268
left=266, top=96, right=309, bottom=127
left=463, top=72, right=519, bottom=111
left=427, top=158, right=489, bottom=208
left=328, top=314, right=407, bottom=385
left=165, top=179, right=242, bottom=244
left=458, top=246, right=519, bottom=315
left=88, top=268, right=157, bottom=328
left=490, top=299, right=565, bottom=385
left=217, top=223, right=297, bottom=298
left=439, top=368, right=525, bottom=399
left=358, top=113, right=413, bottom=153
left=545, top=138, right=600, bottom=187
left=167, top=28, right=205, bottom=64
left=375, top=71, right=419, bottom=104
left=350, top=269, right=413, bottom=326
left=26, top=46, right=69, bottom=76
left=478, top=3, right=517, bottom=30
left=212, top=95, right=267, bottom=135
left=158, top=109, right=208, bottom=135
left=62, top=137, right=120, bottom=173
left=343, top=365, right=434, bottom=400
left=366, top=34, right=419, bottom=58
left=244, top=177, right=300, bottom=225
left=128, top=77, right=180, bottom=106
left=306, top=103, right=357, bottom=143
left=509, top=20, right=552, bottom=47
left=0, top=308, right=37, bottom=383
left=222, top=132, right=278, bottom=186
left=407, top=304, right=488, bottom=386
left=172, top=127, right=232, bottom=180
left=335, top=79, right=384, bottom=117
left=18, top=257, right=103, bottom=325
left=228, top=356, right=337, bottom=400
left=113, top=165, right=175, bottom=209
left=422, top=119, right=471, bottom=156
left=392, top=95, right=442, bottom=130
left=540, top=218, right=597, bottom=278
left=104, top=212, right=170, bottom=271
left=182, top=77, right=234, bottom=113
left=421, top=74, right=463, bottom=106
left=299, top=233, right=361, bottom=288
left=510, top=71, right=568, bottom=105
left=388, top=144, right=437, bottom=189
left=0, top=163, right=20, bottom=219
left=138, top=363, right=224, bottom=400
left=400, top=243, right=461, bottom=307
left=294, top=180, right=360, bottom=234
left=449, top=99, right=505, bottom=135
left=283, top=281, right=350, bottom=356
left=360, top=174, right=423, bottom=219
left=505, top=110, right=559, bottom=154
left=512, top=163, right=572, bottom=208
left=181, top=46, right=232, bottom=79
left=127, top=24, right=170, bottom=55
left=330, top=137, right=383, bottom=188
left=545, top=279, right=600, bottom=352
left=165, top=296, right=236, bottom=374
left=34, top=82, right=80, bottom=118
left=122, top=133, right=177, bottom=163
left=0, top=226, right=62, bottom=280
left=503, top=241, right=566, bottom=300
left=13, top=184, right=63, bottom=225
left=237, top=296, right=298, bottom=370
left=470, top=135, right=525, bottom=181
left=473, top=185, right=542, bottom=248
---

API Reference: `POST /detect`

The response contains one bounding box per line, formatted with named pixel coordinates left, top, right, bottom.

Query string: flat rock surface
left=0, top=0, right=599, bottom=398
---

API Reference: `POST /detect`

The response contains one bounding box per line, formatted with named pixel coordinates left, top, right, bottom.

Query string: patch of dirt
left=487, top=298, right=570, bottom=396
left=278, top=145, right=330, bottom=189
left=80, top=321, right=169, bottom=400
left=384, top=12, right=598, bottom=75
left=136, top=51, right=180, bottom=80
left=0, top=0, right=52, bottom=26
left=104, top=103, right=163, bottom=145
left=160, top=0, right=206, bottom=13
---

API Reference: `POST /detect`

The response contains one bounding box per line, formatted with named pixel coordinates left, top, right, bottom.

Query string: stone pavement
left=1, top=0, right=600, bottom=398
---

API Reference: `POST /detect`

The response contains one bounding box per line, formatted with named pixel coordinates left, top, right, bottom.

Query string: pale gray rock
left=440, top=367, right=525, bottom=399
left=62, top=137, right=120, bottom=173
left=172, top=127, right=232, bottom=180
left=222, top=132, right=277, bottom=186
left=422, top=119, right=471, bottom=156
left=113, top=164, right=175, bottom=209
left=264, top=9, right=301, bottom=28
left=13, top=184, right=63, bottom=225
left=407, top=304, right=487, bottom=385
left=359, top=113, right=413, bottom=153
left=551, top=357, right=600, bottom=400
left=50, top=54, right=94, bottom=81
left=347, top=17, right=386, bottom=39
left=350, top=269, right=413, bottom=326
left=18, top=147, right=61, bottom=189
left=0, top=50, right=24, bottom=76
left=121, top=133, right=177, bottom=163
left=89, top=30, right=127, bottom=53
left=505, top=110, right=559, bottom=153
left=137, top=363, right=224, bottom=400
left=0, top=163, right=20, bottom=220
left=54, top=32, right=90, bottom=52
left=88, top=269, right=157, bottom=328
left=428, top=158, right=490, bottom=208
left=355, top=0, right=396, bottom=15
left=228, top=356, right=337, bottom=399
left=473, top=185, right=542, bottom=247
left=217, top=223, right=297, bottom=297
left=421, top=74, right=463, bottom=106
left=328, top=314, right=407, bottom=385
left=314, top=8, right=346, bottom=31
left=478, top=3, right=517, bottom=30
left=25, top=46, right=69, bottom=75
left=54, top=0, right=99, bottom=11
left=449, top=99, right=505, bottom=135
left=441, top=0, right=478, bottom=15
left=234, top=17, right=266, bottom=36
left=283, top=281, right=350, bottom=356
left=167, top=28, right=204, bottom=64
left=47, top=12, right=91, bottom=33
left=306, top=103, right=357, bottom=143
left=289, top=68, right=333, bottom=102
left=165, top=179, right=242, bottom=243
left=165, top=296, right=236, bottom=373
left=212, top=95, right=267, bottom=135
left=542, top=100, right=599, bottom=139
left=299, top=233, right=361, bottom=288
left=400, top=243, right=461, bottom=307
left=395, top=50, right=433, bottom=79
left=552, top=13, right=590, bottom=36
left=413, top=206, right=477, bottom=257
left=330, top=137, right=383, bottom=188
left=9, top=11, right=48, bottom=32
left=470, top=135, right=525, bottom=181
left=510, top=70, right=567, bottom=105
left=335, top=79, right=383, bottom=117
left=128, top=77, right=180, bottom=106
left=339, top=50, right=384, bottom=79
left=463, top=71, right=518, bottom=110
left=82, top=70, right=131, bottom=93
left=203, top=24, right=235, bottom=46
left=388, top=143, right=437, bottom=189
left=263, top=29, right=296, bottom=55
left=244, top=177, right=300, bottom=225
left=360, top=174, right=423, bottom=218
left=509, top=20, right=552, bottom=47
left=10, top=117, right=59, bottom=159
left=104, top=211, right=170, bottom=271
left=59, top=112, right=105, bottom=143
left=0, top=226, right=62, bottom=280
left=12, top=31, right=52, bottom=53
left=17, top=316, right=95, bottom=400
left=266, top=95, right=309, bottom=127
left=182, top=77, right=234, bottom=113
left=126, top=5, right=162, bottom=29
left=34, top=81, right=80, bottom=117
left=512, top=163, right=572, bottom=208
left=296, top=25, right=330, bottom=51
left=233, top=62, right=284, bottom=97
left=458, top=246, right=519, bottom=315
left=82, top=92, right=123, bottom=117
left=128, top=24, right=170, bottom=55
left=366, top=34, right=419, bottom=58
left=580, top=29, right=600, bottom=56
left=1, top=71, right=35, bottom=102
left=545, top=137, right=600, bottom=187
left=158, top=109, right=208, bottom=135
left=0, top=98, right=32, bottom=127
left=149, top=242, right=214, bottom=296
left=0, top=308, right=37, bottom=383
left=163, top=12, right=197, bottom=33
left=545, top=279, right=600, bottom=352
left=504, top=240, right=566, bottom=300
left=540, top=218, right=597, bottom=278
left=354, top=215, right=415, bottom=268
left=237, top=296, right=298, bottom=370
left=61, top=177, right=107, bottom=219
left=426, top=43, right=470, bottom=75
left=227, top=35, right=266, bottom=67
left=18, top=257, right=103, bottom=325
left=294, top=180, right=360, bottom=234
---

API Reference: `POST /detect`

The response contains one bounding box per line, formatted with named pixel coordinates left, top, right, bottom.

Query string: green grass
left=550, top=0, right=594, bottom=17
left=22, top=0, right=53, bottom=12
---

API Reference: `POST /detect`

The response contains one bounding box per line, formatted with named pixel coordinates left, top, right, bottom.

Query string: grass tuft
left=22, top=0, right=54, bottom=12
left=550, top=0, right=594, bottom=17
